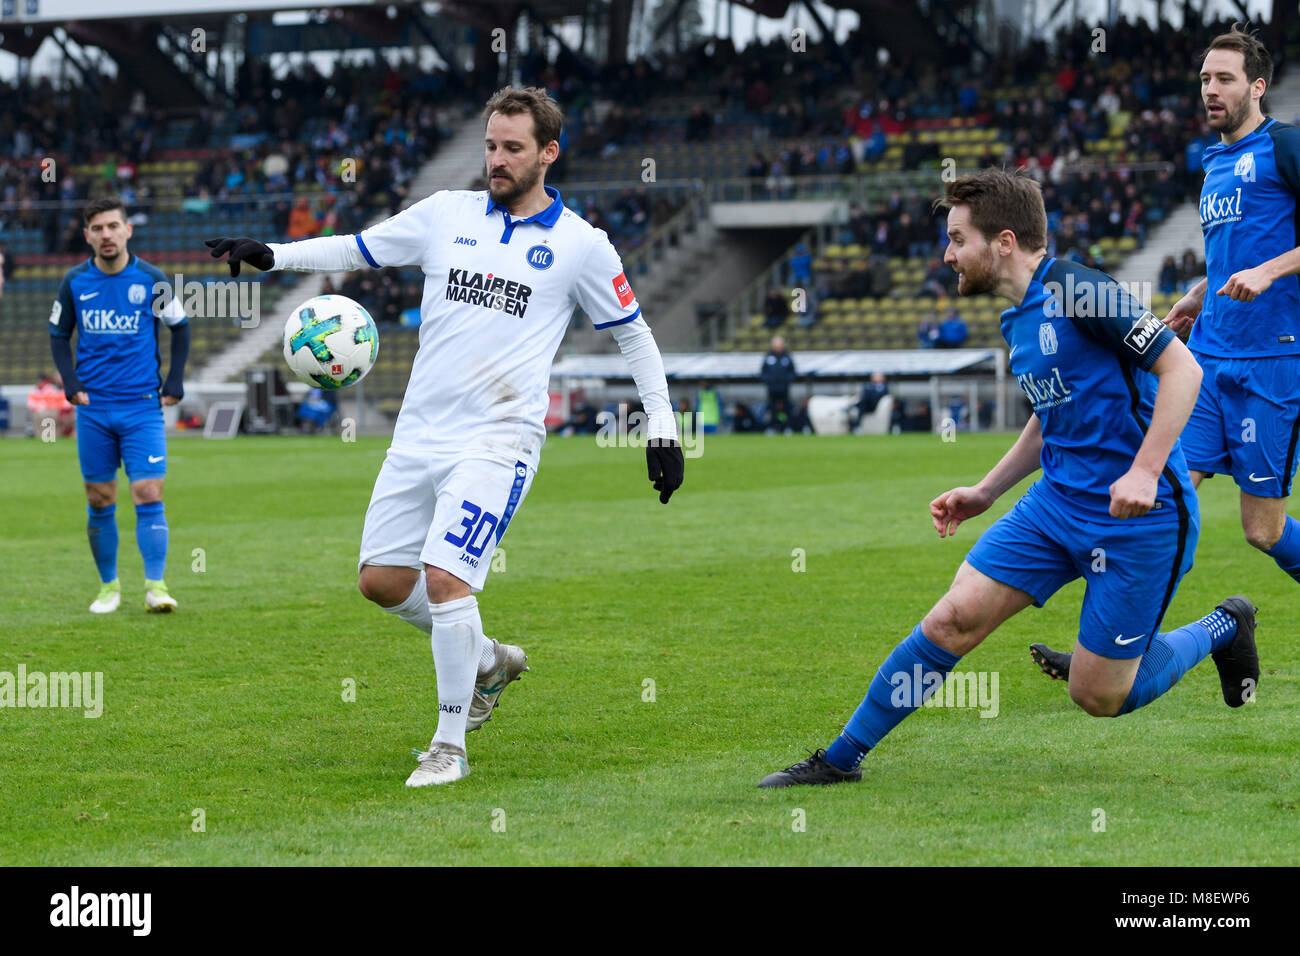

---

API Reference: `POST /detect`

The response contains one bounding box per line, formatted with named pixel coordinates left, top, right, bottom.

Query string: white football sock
left=380, top=570, right=432, bottom=633
left=429, top=595, right=482, bottom=750
left=477, top=636, right=498, bottom=674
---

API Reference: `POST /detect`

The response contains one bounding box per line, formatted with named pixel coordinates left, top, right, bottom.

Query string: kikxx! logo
left=445, top=269, right=533, bottom=316
left=82, top=310, right=142, bottom=333
left=1200, top=188, right=1243, bottom=226
left=1016, top=367, right=1073, bottom=410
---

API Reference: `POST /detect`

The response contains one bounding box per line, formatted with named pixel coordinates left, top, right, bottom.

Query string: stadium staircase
left=192, top=276, right=326, bottom=386
left=1108, top=203, right=1201, bottom=292
left=404, top=111, right=494, bottom=196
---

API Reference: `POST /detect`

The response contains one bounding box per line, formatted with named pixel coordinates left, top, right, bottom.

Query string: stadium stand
left=0, top=7, right=1285, bottom=428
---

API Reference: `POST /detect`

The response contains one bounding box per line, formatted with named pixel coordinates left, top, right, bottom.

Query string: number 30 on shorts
left=443, top=500, right=500, bottom=557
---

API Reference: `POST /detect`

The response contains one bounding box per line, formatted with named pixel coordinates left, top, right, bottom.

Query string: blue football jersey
left=1004, top=257, right=1194, bottom=521
left=49, top=256, right=188, bottom=404
left=1195, top=118, right=1300, bottom=358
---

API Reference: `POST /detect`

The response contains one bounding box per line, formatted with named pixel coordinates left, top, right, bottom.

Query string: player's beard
left=1208, top=94, right=1252, bottom=137
left=95, top=244, right=127, bottom=269
left=488, top=159, right=543, bottom=207
left=956, top=245, right=997, bottom=297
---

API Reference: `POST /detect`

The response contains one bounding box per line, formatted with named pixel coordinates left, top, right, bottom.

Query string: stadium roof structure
left=552, top=349, right=1001, bottom=381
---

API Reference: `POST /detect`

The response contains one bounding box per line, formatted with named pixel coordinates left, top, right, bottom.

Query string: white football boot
left=89, top=580, right=121, bottom=614
left=405, top=742, right=470, bottom=787
left=145, top=580, right=178, bottom=613
left=467, top=640, right=529, bottom=732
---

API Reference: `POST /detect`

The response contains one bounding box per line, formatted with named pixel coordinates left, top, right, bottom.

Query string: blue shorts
left=76, top=402, right=167, bottom=483
left=965, top=483, right=1199, bottom=659
left=1182, top=353, right=1300, bottom=497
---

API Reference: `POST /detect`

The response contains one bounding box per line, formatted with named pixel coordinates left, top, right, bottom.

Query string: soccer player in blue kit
left=1163, top=26, right=1300, bottom=588
left=1035, top=26, right=1300, bottom=691
left=49, top=198, right=190, bottom=614
left=760, top=170, right=1258, bottom=787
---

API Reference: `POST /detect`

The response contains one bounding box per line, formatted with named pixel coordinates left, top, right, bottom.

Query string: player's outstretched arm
left=1108, top=337, right=1201, bottom=518
left=1163, top=277, right=1206, bottom=336
left=206, top=233, right=372, bottom=276
left=607, top=317, right=682, bottom=503
left=208, top=194, right=444, bottom=276
left=930, top=414, right=1042, bottom=538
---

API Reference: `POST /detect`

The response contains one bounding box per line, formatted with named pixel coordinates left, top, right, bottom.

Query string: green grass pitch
left=1, top=432, right=1296, bottom=865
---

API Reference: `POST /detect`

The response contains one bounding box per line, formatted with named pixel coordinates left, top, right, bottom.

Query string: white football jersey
left=354, top=186, right=642, bottom=467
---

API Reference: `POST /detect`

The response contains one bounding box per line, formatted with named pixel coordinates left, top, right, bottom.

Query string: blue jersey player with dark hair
left=49, top=197, right=190, bottom=614
left=760, top=169, right=1258, bottom=788
left=1160, top=24, right=1300, bottom=598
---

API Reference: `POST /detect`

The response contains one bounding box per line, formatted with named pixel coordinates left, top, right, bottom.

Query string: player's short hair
left=482, top=86, right=563, bottom=149
left=1203, top=22, right=1272, bottom=93
left=83, top=197, right=127, bottom=226
left=933, top=168, right=1047, bottom=253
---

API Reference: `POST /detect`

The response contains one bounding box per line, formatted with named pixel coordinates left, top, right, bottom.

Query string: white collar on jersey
left=485, top=185, right=565, bottom=227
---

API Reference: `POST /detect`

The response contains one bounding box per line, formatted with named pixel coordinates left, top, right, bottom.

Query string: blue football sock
left=1265, top=515, right=1300, bottom=585
left=1116, top=609, right=1236, bottom=715
left=135, top=501, right=169, bottom=581
left=86, top=504, right=118, bottom=584
left=824, top=624, right=961, bottom=771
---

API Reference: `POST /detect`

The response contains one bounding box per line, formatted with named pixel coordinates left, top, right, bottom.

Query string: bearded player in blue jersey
left=1164, top=25, right=1300, bottom=588
left=760, top=170, right=1258, bottom=787
left=1033, top=25, right=1300, bottom=691
left=49, top=197, right=190, bottom=614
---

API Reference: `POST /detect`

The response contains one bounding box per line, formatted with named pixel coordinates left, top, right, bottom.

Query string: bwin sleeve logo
left=1234, top=151, right=1256, bottom=182
left=1124, top=312, right=1163, bottom=354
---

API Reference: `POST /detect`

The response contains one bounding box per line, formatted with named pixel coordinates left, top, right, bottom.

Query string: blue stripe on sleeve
left=592, top=307, right=641, bottom=330
left=355, top=234, right=379, bottom=268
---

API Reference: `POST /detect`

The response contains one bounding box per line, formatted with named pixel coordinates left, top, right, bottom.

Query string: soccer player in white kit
left=207, top=87, right=684, bottom=786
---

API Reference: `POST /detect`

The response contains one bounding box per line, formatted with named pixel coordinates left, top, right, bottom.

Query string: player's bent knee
left=1068, top=684, right=1123, bottom=718
left=425, top=567, right=471, bottom=604
left=1243, top=525, right=1281, bottom=551
left=357, top=565, right=417, bottom=607
left=921, top=595, right=984, bottom=652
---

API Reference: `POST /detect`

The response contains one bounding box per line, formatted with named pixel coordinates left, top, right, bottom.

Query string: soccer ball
left=282, top=294, right=379, bottom=389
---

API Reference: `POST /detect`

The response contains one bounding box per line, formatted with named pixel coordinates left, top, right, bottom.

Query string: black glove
left=646, top=438, right=684, bottom=504
left=205, top=236, right=274, bottom=277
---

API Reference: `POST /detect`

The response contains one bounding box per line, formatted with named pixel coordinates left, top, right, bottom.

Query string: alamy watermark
left=1039, top=272, right=1153, bottom=320
left=890, top=665, right=999, bottom=718
left=0, top=666, right=103, bottom=718
left=151, top=273, right=262, bottom=328
left=595, top=403, right=704, bottom=458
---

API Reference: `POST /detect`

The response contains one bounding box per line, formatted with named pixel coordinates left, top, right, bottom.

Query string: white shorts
left=358, top=445, right=535, bottom=592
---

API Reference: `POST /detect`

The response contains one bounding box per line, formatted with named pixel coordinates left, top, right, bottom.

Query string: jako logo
left=453, top=236, right=477, bottom=246
left=439, top=703, right=463, bottom=714
left=50, top=886, right=151, bottom=936
left=526, top=244, right=553, bottom=270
